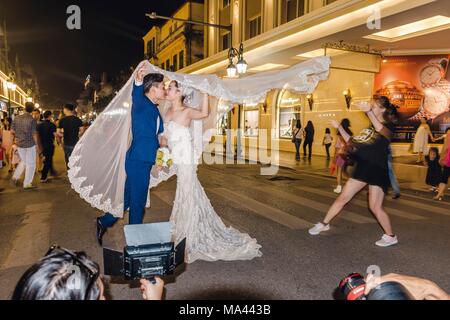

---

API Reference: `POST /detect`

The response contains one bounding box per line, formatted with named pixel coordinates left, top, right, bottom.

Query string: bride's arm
left=187, top=93, right=209, bottom=120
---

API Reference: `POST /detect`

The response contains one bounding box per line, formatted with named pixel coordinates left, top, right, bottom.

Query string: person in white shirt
left=322, top=128, right=333, bottom=159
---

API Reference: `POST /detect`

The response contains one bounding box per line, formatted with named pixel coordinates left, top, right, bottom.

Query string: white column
left=207, top=0, right=219, bottom=56
left=263, top=0, right=276, bottom=32
left=308, top=0, right=325, bottom=13
left=231, top=0, right=243, bottom=46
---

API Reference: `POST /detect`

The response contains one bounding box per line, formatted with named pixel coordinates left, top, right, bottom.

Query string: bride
left=161, top=80, right=262, bottom=263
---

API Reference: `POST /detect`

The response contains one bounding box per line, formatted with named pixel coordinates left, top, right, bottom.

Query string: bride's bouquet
left=156, top=147, right=173, bottom=168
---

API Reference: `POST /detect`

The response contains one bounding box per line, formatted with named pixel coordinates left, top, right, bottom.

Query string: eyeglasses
left=45, top=245, right=100, bottom=300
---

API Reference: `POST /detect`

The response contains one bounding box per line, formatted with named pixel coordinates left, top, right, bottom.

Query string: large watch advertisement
left=374, top=55, right=450, bottom=142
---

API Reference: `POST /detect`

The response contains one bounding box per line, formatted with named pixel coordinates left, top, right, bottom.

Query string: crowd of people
left=289, top=107, right=450, bottom=201
left=0, top=103, right=86, bottom=190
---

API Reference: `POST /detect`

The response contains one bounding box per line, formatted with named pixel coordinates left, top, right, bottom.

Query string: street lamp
left=227, top=43, right=247, bottom=77
left=27, top=97, right=33, bottom=103
left=225, top=43, right=248, bottom=159
left=6, top=81, right=17, bottom=117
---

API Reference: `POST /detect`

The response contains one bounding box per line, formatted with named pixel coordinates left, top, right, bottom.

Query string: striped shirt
left=11, top=113, right=37, bottom=148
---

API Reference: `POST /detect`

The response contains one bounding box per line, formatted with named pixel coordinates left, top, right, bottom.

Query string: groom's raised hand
left=136, top=65, right=146, bottom=83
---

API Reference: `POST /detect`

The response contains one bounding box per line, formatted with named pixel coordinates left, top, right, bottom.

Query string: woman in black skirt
left=309, top=96, right=399, bottom=247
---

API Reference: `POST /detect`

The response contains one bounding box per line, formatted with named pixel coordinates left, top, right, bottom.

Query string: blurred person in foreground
left=12, top=245, right=164, bottom=300
left=365, top=273, right=449, bottom=300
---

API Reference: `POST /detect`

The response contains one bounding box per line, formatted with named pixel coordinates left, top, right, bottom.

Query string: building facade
left=143, top=1, right=205, bottom=72
left=146, top=0, right=450, bottom=157
left=1, top=21, right=38, bottom=116
left=0, top=69, right=29, bottom=116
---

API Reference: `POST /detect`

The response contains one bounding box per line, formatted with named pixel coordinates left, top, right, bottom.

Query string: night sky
left=0, top=0, right=187, bottom=107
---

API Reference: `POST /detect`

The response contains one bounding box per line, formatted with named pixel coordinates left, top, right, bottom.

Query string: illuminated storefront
left=177, top=0, right=449, bottom=157
left=276, top=90, right=303, bottom=139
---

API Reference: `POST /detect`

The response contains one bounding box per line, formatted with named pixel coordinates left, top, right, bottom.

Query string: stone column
left=231, top=0, right=243, bottom=46
left=263, top=0, right=276, bottom=32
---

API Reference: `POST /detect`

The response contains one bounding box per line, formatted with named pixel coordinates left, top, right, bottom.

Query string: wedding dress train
left=166, top=121, right=262, bottom=263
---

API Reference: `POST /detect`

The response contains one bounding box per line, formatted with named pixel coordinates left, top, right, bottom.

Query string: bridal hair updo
left=170, top=80, right=187, bottom=103
left=143, top=73, right=164, bottom=94
left=12, top=250, right=101, bottom=300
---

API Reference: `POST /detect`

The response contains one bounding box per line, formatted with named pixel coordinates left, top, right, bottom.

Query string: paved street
left=1, top=147, right=449, bottom=300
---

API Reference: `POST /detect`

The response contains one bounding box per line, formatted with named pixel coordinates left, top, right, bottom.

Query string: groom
left=96, top=66, right=166, bottom=246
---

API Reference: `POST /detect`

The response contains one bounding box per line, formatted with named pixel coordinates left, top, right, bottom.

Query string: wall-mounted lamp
left=227, top=43, right=247, bottom=77
left=343, top=89, right=352, bottom=109
left=263, top=103, right=268, bottom=113
left=306, top=94, right=314, bottom=111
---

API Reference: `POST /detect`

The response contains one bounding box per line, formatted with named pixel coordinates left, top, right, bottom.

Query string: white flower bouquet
left=156, top=147, right=173, bottom=168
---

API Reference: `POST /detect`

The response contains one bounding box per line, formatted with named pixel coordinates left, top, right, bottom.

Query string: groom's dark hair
left=143, top=73, right=164, bottom=94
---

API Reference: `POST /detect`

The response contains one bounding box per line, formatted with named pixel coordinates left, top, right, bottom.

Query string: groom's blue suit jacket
left=127, top=83, right=164, bottom=164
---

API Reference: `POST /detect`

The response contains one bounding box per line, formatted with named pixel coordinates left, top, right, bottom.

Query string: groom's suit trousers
left=99, top=155, right=153, bottom=227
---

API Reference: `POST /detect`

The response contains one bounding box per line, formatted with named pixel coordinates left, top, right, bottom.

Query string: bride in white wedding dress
left=162, top=80, right=262, bottom=263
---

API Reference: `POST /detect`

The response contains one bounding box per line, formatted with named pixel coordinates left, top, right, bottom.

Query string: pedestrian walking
left=57, top=104, right=83, bottom=170
left=37, top=110, right=58, bottom=183
left=292, top=119, right=304, bottom=161
left=1, top=117, right=13, bottom=171
left=32, top=108, right=44, bottom=172
left=303, top=121, right=315, bottom=159
left=322, top=128, right=333, bottom=159
left=331, top=119, right=352, bottom=194
left=11, top=102, right=41, bottom=189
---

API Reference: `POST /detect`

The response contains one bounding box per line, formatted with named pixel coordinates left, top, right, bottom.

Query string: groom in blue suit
left=96, top=67, right=166, bottom=245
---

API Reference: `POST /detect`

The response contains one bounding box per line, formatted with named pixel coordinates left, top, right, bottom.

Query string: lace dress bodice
left=166, top=121, right=195, bottom=166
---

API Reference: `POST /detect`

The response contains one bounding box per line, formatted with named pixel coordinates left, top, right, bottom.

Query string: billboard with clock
left=374, top=54, right=450, bottom=142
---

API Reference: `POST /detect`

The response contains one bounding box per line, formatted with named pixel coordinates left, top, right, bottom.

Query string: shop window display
left=277, top=90, right=303, bottom=139
left=243, top=105, right=259, bottom=137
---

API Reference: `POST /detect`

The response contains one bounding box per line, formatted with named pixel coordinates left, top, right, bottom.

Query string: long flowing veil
left=68, top=57, right=331, bottom=217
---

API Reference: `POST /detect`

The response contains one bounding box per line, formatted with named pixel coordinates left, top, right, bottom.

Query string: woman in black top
left=292, top=119, right=303, bottom=161
left=303, top=121, right=315, bottom=159
left=309, top=96, right=399, bottom=247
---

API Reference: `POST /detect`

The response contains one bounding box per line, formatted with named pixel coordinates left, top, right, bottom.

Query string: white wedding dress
left=165, top=120, right=262, bottom=263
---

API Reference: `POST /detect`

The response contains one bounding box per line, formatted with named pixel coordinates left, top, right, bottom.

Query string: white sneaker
left=333, top=185, right=342, bottom=194
left=375, top=234, right=398, bottom=247
left=308, top=222, right=330, bottom=235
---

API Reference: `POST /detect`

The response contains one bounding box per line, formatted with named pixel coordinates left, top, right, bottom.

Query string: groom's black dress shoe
left=96, top=218, right=107, bottom=246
